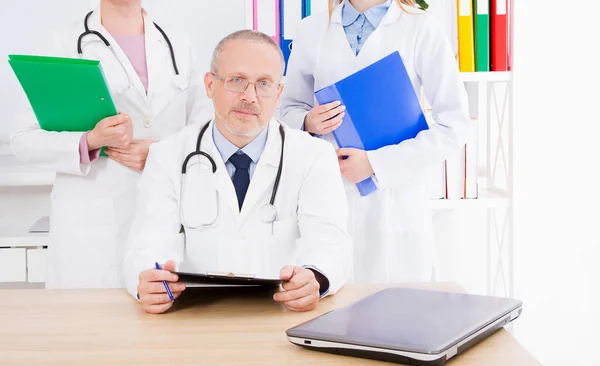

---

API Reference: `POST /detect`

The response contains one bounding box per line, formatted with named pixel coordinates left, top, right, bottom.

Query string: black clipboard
left=173, top=271, right=283, bottom=287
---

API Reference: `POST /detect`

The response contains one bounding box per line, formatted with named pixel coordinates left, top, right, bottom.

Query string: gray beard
left=215, top=112, right=265, bottom=138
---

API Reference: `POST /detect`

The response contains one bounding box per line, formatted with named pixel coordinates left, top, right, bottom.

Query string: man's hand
left=137, top=260, right=186, bottom=314
left=87, top=113, right=133, bottom=150
left=106, top=139, right=154, bottom=171
left=304, top=101, right=346, bottom=135
left=336, top=148, right=375, bottom=184
left=273, top=266, right=320, bottom=312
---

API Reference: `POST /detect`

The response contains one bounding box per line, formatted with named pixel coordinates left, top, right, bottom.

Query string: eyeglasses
left=212, top=74, right=281, bottom=97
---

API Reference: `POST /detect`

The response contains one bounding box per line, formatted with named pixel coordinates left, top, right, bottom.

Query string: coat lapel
left=80, top=9, right=123, bottom=78
left=202, top=121, right=241, bottom=217
left=83, top=6, right=148, bottom=101
left=143, top=11, right=171, bottom=103
left=239, top=120, right=281, bottom=223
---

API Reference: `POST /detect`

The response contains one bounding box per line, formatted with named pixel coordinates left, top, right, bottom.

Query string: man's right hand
left=87, top=113, right=133, bottom=150
left=137, top=260, right=186, bottom=314
left=304, top=101, right=346, bottom=135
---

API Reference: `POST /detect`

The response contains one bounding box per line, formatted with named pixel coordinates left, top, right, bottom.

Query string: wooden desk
left=0, top=282, right=540, bottom=366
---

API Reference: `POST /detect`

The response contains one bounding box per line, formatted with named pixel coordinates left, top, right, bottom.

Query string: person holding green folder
left=10, top=0, right=212, bottom=289
left=280, top=0, right=470, bottom=284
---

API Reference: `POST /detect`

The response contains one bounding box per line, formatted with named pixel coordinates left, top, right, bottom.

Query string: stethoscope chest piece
left=180, top=158, right=220, bottom=230
left=259, top=204, right=277, bottom=224
left=173, top=74, right=189, bottom=90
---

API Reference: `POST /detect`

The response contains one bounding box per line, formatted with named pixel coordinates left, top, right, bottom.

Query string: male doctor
left=123, top=30, right=350, bottom=314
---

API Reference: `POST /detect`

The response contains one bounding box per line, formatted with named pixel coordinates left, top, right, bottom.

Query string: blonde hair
left=328, top=0, right=419, bottom=15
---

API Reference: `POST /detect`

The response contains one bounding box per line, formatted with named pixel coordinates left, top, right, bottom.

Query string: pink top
left=79, top=34, right=149, bottom=164
left=112, top=34, right=149, bottom=92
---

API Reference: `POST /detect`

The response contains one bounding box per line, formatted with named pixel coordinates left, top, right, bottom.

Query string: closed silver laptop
left=286, top=287, right=522, bottom=365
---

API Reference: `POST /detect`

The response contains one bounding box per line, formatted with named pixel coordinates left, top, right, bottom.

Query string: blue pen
left=155, top=262, right=175, bottom=302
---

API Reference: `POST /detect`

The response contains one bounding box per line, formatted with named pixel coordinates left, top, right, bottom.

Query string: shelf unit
left=433, top=70, right=514, bottom=300
left=459, top=71, right=512, bottom=82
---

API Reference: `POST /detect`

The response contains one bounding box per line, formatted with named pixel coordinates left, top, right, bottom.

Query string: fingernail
left=335, top=101, right=341, bottom=106
left=341, top=106, right=346, bottom=111
left=171, top=275, right=178, bottom=281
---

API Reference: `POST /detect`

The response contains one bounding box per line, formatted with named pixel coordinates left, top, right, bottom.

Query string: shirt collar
left=341, top=0, right=393, bottom=28
left=212, top=122, right=269, bottom=164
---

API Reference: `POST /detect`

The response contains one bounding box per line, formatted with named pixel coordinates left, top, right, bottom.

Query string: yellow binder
left=457, top=0, right=475, bottom=72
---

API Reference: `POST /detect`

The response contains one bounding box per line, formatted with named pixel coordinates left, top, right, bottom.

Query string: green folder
left=8, top=54, right=117, bottom=155
left=473, top=0, right=490, bottom=72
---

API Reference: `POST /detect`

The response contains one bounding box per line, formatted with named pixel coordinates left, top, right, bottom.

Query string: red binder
left=508, top=0, right=514, bottom=71
left=491, top=0, right=509, bottom=71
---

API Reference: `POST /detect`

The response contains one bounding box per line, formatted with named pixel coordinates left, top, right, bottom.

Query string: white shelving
left=0, top=155, right=55, bottom=187
left=431, top=188, right=510, bottom=210
left=0, top=218, right=48, bottom=284
left=460, top=71, right=512, bottom=82
left=0, top=219, right=49, bottom=248
left=430, top=71, right=513, bottom=209
left=433, top=70, right=514, bottom=299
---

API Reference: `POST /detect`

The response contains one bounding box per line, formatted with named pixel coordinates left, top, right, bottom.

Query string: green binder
left=8, top=54, right=118, bottom=155
left=473, top=0, right=490, bottom=72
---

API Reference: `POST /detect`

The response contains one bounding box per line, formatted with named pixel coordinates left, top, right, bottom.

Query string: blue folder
left=314, top=51, right=429, bottom=196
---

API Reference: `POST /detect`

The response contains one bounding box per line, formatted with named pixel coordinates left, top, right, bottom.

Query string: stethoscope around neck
left=76, top=10, right=180, bottom=93
left=179, top=121, right=286, bottom=231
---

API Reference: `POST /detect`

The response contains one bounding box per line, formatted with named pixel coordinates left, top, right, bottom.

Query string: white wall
left=0, top=0, right=249, bottom=140
left=512, top=0, right=600, bottom=365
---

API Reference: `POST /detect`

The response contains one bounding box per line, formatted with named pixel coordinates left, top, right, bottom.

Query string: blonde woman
left=280, top=0, right=470, bottom=283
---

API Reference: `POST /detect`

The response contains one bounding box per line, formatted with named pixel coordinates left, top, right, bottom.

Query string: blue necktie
left=228, top=152, right=252, bottom=210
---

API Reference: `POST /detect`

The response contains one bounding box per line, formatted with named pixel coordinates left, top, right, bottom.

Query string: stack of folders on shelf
left=456, top=0, right=513, bottom=72
left=279, top=0, right=327, bottom=75
left=248, top=0, right=328, bottom=75
left=251, top=0, right=281, bottom=46
left=251, top=1, right=513, bottom=74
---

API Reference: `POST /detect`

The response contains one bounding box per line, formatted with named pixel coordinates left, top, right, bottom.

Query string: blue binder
left=314, top=51, right=429, bottom=196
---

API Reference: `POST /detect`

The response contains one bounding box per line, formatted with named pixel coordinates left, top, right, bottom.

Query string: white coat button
left=143, top=119, right=153, bottom=128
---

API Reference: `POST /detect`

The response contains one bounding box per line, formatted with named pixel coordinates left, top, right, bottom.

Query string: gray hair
left=210, top=29, right=285, bottom=77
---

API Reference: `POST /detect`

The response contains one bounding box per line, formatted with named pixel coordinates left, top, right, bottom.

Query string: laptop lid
left=286, top=287, right=522, bottom=356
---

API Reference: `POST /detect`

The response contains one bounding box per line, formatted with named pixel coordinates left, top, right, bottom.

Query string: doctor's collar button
left=143, top=119, right=153, bottom=128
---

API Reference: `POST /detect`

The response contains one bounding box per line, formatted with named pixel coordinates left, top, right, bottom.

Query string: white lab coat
left=10, top=7, right=213, bottom=289
left=280, top=1, right=470, bottom=283
left=122, top=120, right=350, bottom=299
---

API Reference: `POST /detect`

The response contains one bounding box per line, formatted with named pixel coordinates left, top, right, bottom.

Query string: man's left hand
left=274, top=266, right=320, bottom=312
left=106, top=139, right=154, bottom=172
left=336, top=148, right=374, bottom=184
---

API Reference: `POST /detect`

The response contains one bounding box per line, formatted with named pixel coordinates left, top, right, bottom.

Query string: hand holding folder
left=8, top=54, right=118, bottom=156
left=314, top=51, right=429, bottom=196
